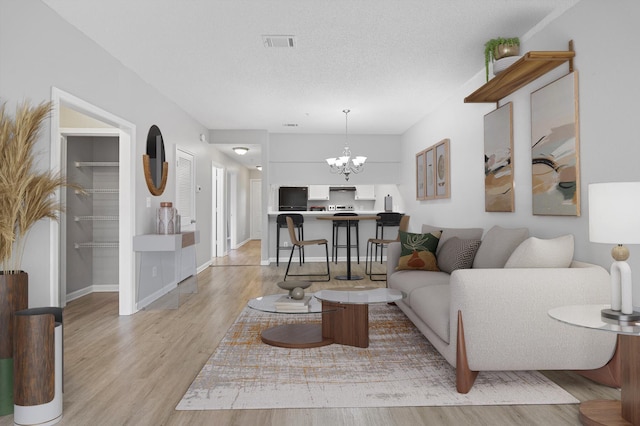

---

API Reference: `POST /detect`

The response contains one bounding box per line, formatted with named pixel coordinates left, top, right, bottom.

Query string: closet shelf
left=74, top=161, right=119, bottom=167
left=74, top=215, right=119, bottom=222
left=75, top=188, right=119, bottom=194
left=74, top=242, right=119, bottom=249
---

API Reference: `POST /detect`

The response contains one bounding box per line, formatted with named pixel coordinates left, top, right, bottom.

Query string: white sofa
left=386, top=225, right=619, bottom=393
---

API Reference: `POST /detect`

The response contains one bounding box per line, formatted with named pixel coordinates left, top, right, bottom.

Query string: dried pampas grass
left=0, top=100, right=77, bottom=273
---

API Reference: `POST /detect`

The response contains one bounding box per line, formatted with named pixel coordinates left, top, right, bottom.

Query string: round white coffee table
left=314, top=287, right=405, bottom=348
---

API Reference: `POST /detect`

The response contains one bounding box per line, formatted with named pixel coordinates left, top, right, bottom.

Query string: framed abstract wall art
left=416, top=151, right=425, bottom=200
left=484, top=102, right=514, bottom=212
left=530, top=71, right=580, bottom=216
left=434, top=139, right=450, bottom=199
left=425, top=147, right=435, bottom=199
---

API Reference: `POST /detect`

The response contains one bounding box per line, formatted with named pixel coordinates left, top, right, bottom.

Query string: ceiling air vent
left=262, top=35, right=296, bottom=48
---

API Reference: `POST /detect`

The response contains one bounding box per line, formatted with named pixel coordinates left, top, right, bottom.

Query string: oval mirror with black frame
left=143, top=124, right=168, bottom=196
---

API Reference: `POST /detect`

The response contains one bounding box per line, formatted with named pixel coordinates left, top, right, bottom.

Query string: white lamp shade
left=589, top=182, right=640, bottom=244
left=326, top=158, right=336, bottom=166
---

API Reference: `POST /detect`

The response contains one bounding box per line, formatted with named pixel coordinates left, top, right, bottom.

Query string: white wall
left=0, top=0, right=243, bottom=307
left=269, top=133, right=402, bottom=185
left=400, top=0, right=640, bottom=307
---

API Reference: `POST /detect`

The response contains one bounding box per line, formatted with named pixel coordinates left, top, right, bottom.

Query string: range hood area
left=329, top=186, right=356, bottom=192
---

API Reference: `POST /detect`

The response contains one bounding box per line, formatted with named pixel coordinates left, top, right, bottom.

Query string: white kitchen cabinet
left=354, top=185, right=376, bottom=200
left=308, top=185, right=330, bottom=200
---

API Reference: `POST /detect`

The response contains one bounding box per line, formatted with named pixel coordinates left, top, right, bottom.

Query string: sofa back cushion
left=396, top=230, right=441, bottom=271
left=421, top=225, right=483, bottom=255
left=472, top=225, right=529, bottom=268
left=436, top=237, right=482, bottom=273
left=504, top=235, right=574, bottom=268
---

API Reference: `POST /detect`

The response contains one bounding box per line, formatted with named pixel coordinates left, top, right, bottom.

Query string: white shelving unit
left=65, top=136, right=120, bottom=298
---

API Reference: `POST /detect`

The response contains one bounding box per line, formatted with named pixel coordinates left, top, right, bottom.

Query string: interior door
left=176, top=147, right=196, bottom=232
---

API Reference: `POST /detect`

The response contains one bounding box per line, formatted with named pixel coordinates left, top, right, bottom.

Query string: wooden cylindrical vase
left=0, top=271, right=28, bottom=415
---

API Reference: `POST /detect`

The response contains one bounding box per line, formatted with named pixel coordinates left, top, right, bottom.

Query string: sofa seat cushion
left=388, top=270, right=450, bottom=308
left=411, top=284, right=451, bottom=343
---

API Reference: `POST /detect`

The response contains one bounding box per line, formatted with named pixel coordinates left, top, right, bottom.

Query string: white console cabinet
left=133, top=231, right=199, bottom=309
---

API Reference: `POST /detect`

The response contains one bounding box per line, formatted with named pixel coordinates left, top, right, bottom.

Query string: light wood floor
left=1, top=240, right=619, bottom=425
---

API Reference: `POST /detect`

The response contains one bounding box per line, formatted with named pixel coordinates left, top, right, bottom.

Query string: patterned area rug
left=177, top=303, right=579, bottom=410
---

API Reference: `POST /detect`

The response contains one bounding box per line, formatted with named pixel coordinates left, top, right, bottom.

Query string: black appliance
left=278, top=186, right=308, bottom=211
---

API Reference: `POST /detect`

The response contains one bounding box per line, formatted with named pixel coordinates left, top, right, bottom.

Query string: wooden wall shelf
left=465, top=45, right=575, bottom=103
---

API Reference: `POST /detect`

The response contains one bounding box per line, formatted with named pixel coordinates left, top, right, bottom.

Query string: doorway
left=250, top=179, right=262, bottom=240
left=211, top=163, right=225, bottom=257
left=50, top=88, right=136, bottom=315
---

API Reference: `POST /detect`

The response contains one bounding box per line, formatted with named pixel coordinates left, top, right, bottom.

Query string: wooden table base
left=579, top=334, right=639, bottom=425
left=260, top=324, right=333, bottom=348
left=579, top=400, right=631, bottom=426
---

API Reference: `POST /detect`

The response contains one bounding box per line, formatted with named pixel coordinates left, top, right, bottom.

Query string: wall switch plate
left=146, top=197, right=151, bottom=208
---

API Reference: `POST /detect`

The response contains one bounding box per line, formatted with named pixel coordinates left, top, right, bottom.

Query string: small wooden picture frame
left=416, top=151, right=426, bottom=200
left=434, top=139, right=450, bottom=199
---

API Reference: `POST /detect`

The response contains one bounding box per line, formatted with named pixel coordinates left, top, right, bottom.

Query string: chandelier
left=325, top=109, right=367, bottom=181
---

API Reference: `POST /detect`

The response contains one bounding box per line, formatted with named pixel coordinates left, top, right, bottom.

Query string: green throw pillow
left=396, top=230, right=441, bottom=271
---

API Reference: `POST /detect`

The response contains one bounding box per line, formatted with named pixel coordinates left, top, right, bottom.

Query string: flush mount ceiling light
left=232, top=147, right=249, bottom=155
left=256, top=165, right=263, bottom=171
left=326, top=109, right=367, bottom=181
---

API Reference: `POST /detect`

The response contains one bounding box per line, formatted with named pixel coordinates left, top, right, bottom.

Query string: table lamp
left=588, top=182, right=640, bottom=321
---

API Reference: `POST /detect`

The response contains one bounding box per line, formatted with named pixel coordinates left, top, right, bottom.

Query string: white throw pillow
left=504, top=235, right=574, bottom=268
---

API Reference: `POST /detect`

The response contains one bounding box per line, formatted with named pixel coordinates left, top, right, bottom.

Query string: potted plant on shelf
left=484, top=37, right=520, bottom=81
left=0, top=100, right=77, bottom=415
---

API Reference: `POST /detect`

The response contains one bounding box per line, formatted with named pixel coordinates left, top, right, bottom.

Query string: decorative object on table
left=143, top=125, right=168, bottom=196
left=157, top=202, right=178, bottom=234
left=326, top=109, right=366, bottom=181
left=290, top=287, right=305, bottom=300
left=276, top=281, right=312, bottom=297
left=484, top=37, right=520, bottom=81
left=589, top=182, right=640, bottom=321
left=177, top=303, right=578, bottom=411
left=531, top=71, right=580, bottom=216
left=0, top=100, right=77, bottom=415
left=274, top=295, right=311, bottom=313
left=484, top=102, right=514, bottom=212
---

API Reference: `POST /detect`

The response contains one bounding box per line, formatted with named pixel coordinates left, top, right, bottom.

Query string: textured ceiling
left=42, top=0, right=578, bottom=136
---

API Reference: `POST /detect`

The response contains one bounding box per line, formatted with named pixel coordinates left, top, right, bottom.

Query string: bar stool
left=332, top=212, right=359, bottom=264
left=374, top=212, right=403, bottom=262
left=366, top=215, right=410, bottom=281
left=276, top=214, right=304, bottom=266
